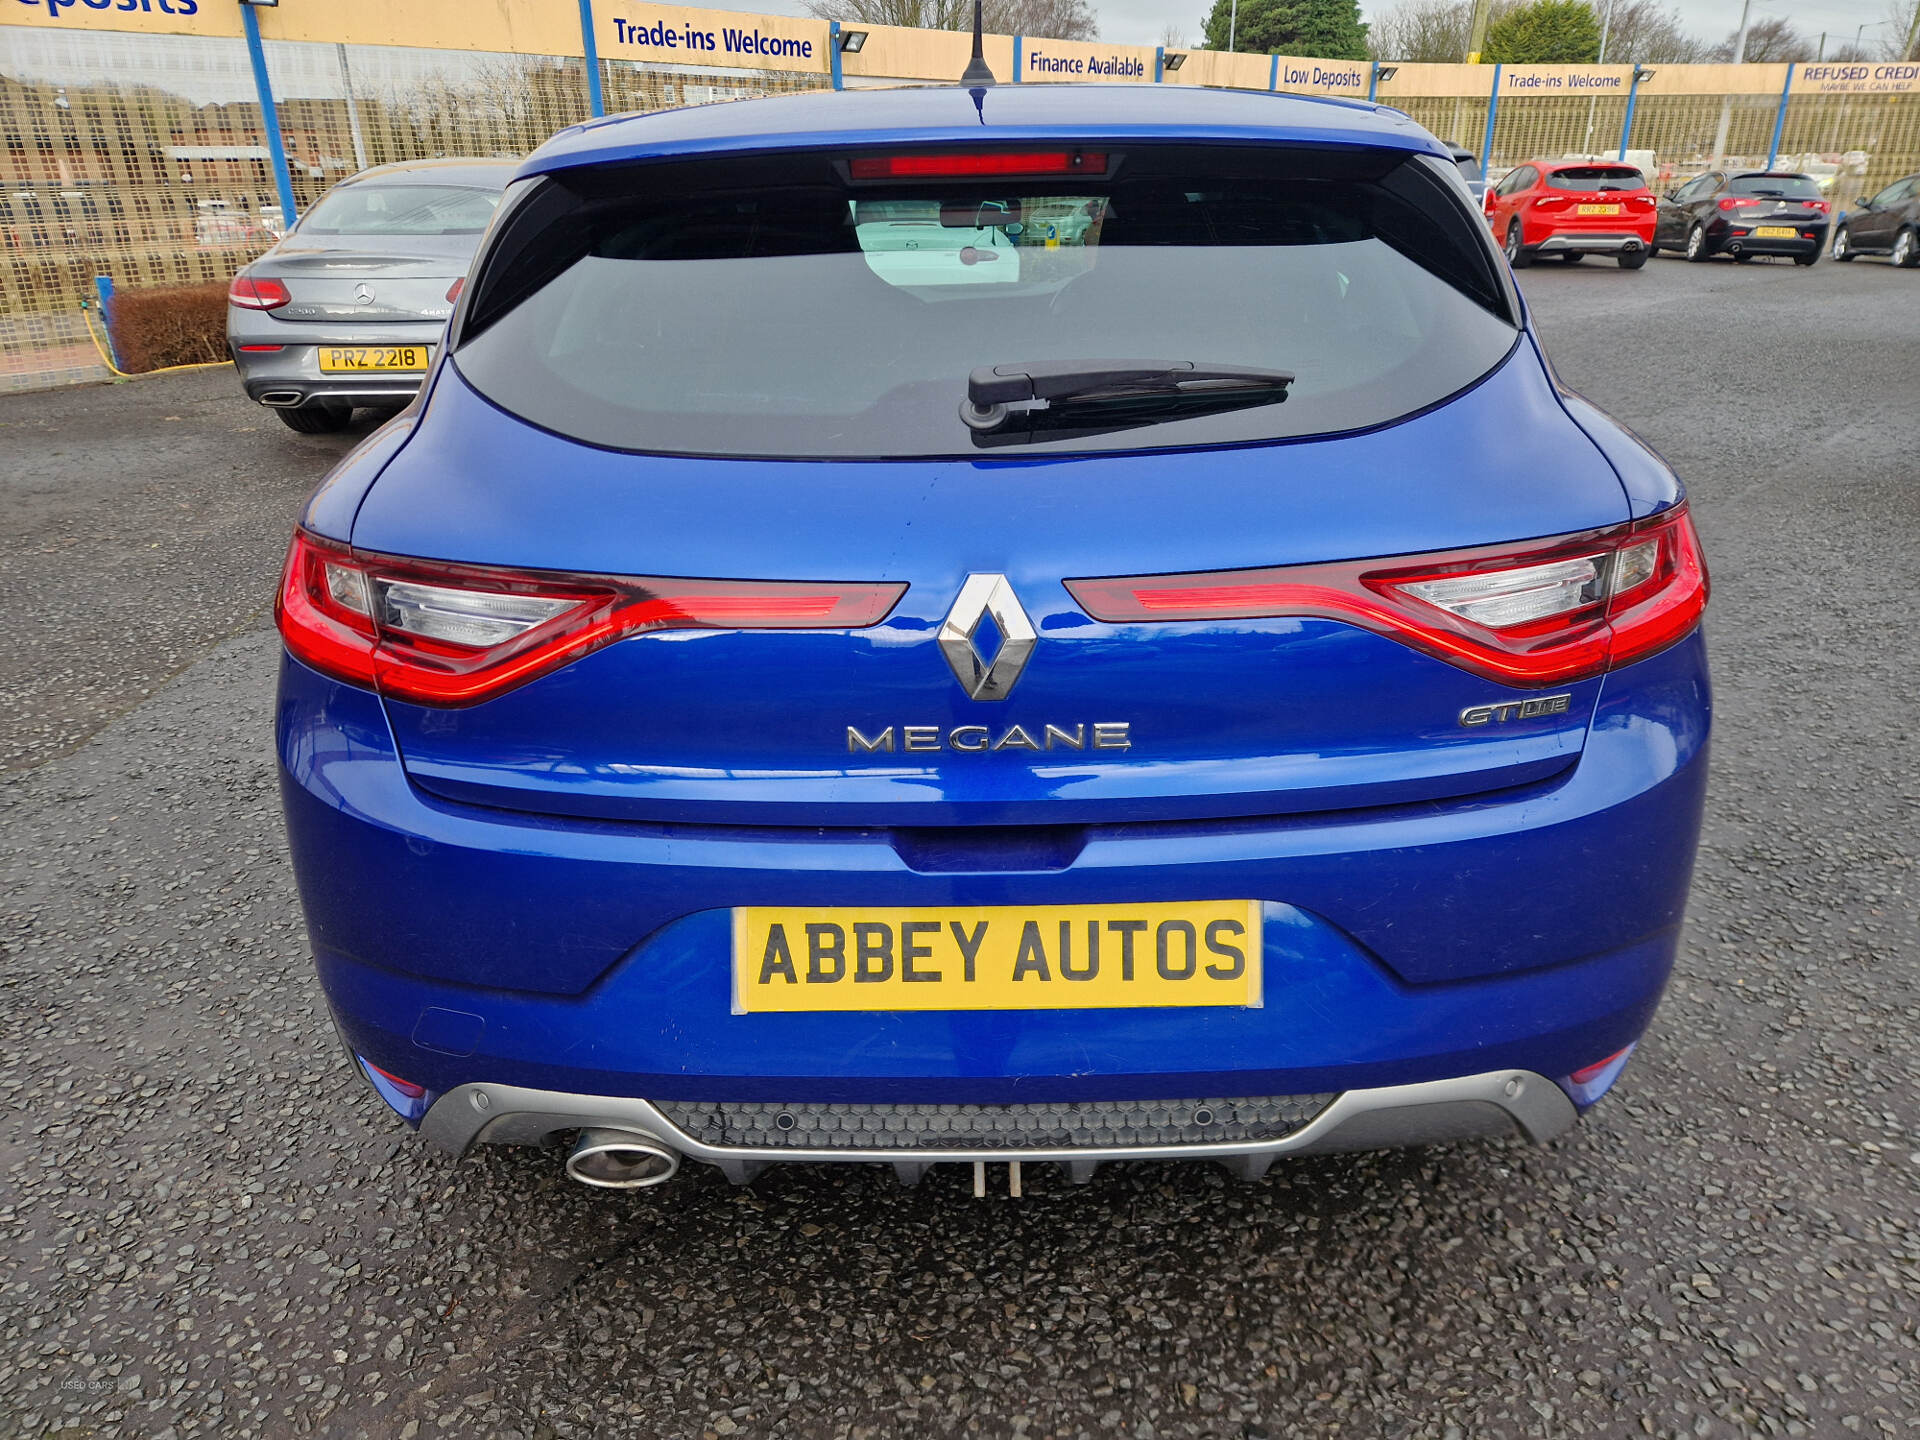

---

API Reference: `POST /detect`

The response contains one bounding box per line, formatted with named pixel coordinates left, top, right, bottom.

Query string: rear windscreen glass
left=1546, top=166, right=1644, bottom=190
left=298, top=183, right=501, bottom=236
left=455, top=146, right=1518, bottom=459
left=1728, top=175, right=1822, bottom=199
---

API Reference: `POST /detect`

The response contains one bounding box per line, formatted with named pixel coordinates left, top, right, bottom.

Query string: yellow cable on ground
left=79, top=303, right=232, bottom=379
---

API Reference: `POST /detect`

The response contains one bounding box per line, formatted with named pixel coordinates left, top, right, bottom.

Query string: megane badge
left=938, top=573, right=1036, bottom=701
left=354, top=283, right=376, bottom=305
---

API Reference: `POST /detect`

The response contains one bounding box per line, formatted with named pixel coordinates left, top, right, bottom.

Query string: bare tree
left=1368, top=0, right=1706, bottom=61
left=803, top=0, right=1096, bottom=40
left=1367, top=0, right=1478, bottom=60
left=1708, top=15, right=1813, bottom=61
left=1886, top=0, right=1920, bottom=57
left=1599, top=0, right=1708, bottom=62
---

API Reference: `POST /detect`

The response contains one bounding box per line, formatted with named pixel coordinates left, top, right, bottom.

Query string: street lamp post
left=1710, top=0, right=1766, bottom=166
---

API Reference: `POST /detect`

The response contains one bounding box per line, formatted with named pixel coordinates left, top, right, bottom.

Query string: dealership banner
left=1272, top=56, right=1370, bottom=96
left=595, top=4, right=829, bottom=73
left=1016, top=36, right=1154, bottom=84
left=1793, top=62, right=1920, bottom=95
left=1499, top=65, right=1632, bottom=95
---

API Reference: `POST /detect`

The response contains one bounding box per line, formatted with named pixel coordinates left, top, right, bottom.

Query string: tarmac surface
left=3, top=253, right=1917, bottom=1439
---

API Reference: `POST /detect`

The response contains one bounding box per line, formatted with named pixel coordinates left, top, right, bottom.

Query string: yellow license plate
left=733, top=901, right=1263, bottom=1014
left=318, top=345, right=431, bottom=372
left=1753, top=226, right=1798, bottom=238
left=1576, top=204, right=1622, bottom=215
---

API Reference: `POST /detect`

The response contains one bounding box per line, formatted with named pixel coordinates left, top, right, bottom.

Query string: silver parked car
left=226, top=158, right=515, bottom=433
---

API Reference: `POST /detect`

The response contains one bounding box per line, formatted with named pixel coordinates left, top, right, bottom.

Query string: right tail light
left=1065, top=505, right=1708, bottom=688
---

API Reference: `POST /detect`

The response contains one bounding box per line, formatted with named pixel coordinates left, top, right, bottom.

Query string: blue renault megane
left=276, top=82, right=1709, bottom=1191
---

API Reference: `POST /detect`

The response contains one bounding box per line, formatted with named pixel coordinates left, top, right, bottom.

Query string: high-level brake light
left=849, top=151, right=1109, bottom=180
left=1065, top=505, right=1707, bottom=687
left=277, top=530, right=906, bottom=706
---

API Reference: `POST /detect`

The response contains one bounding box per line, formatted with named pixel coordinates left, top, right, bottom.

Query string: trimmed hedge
left=107, top=280, right=229, bottom=373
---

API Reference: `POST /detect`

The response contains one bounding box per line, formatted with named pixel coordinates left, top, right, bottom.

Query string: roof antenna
left=960, top=0, right=996, bottom=86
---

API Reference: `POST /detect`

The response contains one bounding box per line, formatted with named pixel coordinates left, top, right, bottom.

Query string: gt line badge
left=1458, top=693, right=1573, bottom=727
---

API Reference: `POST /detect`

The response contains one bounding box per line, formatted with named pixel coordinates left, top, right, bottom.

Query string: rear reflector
left=1568, top=1048, right=1632, bottom=1086
left=365, top=1061, right=428, bottom=1099
left=228, top=274, right=291, bottom=310
left=277, top=529, right=906, bottom=706
left=1065, top=505, right=1707, bottom=687
left=849, top=150, right=1108, bottom=180
left=237, top=344, right=285, bottom=352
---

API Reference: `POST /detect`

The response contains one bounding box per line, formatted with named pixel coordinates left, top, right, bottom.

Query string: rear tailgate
left=257, top=239, right=467, bottom=324
left=348, top=351, right=1629, bottom=828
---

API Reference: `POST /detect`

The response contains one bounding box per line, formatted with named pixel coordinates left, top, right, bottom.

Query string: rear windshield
left=455, top=145, right=1517, bottom=459
left=1728, top=174, right=1822, bottom=199
left=298, top=183, right=501, bottom=236
left=1546, top=166, right=1644, bottom=191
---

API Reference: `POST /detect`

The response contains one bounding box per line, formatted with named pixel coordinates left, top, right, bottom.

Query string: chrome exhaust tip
left=565, top=1128, right=680, bottom=1188
left=258, top=390, right=304, bottom=408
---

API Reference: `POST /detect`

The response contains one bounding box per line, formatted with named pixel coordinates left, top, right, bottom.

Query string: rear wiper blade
left=963, top=358, right=1293, bottom=431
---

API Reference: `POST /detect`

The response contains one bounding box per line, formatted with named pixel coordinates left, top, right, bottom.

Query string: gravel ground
left=3, top=256, right=1916, bottom=1440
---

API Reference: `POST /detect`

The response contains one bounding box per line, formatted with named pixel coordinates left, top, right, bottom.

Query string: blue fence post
left=239, top=2, right=299, bottom=230
left=1012, top=35, right=1022, bottom=81
left=1480, top=65, right=1502, bottom=181
left=1766, top=64, right=1794, bottom=169
left=578, top=0, right=605, bottom=116
left=1367, top=61, right=1380, bottom=102
left=1619, top=68, right=1644, bottom=160
left=92, top=274, right=123, bottom=371
left=1268, top=54, right=1279, bottom=91
left=831, top=21, right=845, bottom=89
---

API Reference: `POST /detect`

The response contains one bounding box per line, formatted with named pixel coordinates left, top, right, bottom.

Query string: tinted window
left=298, top=183, right=501, bottom=236
left=1546, top=166, right=1645, bottom=191
left=1727, top=174, right=1822, bottom=199
left=457, top=146, right=1517, bottom=460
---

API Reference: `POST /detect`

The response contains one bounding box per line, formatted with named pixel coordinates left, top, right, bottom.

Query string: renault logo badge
left=938, top=574, right=1036, bottom=701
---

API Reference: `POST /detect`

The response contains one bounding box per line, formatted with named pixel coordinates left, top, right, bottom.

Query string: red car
left=1484, top=160, right=1658, bottom=270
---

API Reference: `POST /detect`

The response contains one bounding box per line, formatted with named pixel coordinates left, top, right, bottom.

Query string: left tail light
left=1065, top=505, right=1707, bottom=687
left=276, top=529, right=906, bottom=706
left=228, top=274, right=290, bottom=309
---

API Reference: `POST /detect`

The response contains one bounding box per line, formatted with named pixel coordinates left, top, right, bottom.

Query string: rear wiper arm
left=963, top=358, right=1294, bottom=431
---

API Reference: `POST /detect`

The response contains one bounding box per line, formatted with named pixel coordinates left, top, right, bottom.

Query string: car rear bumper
left=281, top=625, right=1710, bottom=1156
left=416, top=1067, right=1580, bottom=1181
left=1533, top=231, right=1649, bottom=254
left=1710, top=221, right=1827, bottom=255
left=227, top=315, right=443, bottom=408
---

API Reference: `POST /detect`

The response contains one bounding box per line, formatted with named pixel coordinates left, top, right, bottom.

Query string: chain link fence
left=5, top=9, right=1918, bottom=393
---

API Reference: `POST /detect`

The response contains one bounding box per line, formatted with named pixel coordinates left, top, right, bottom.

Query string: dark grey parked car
left=1449, top=145, right=1486, bottom=205
left=226, top=158, right=515, bottom=432
left=1652, top=169, right=1828, bottom=265
left=1831, top=173, right=1920, bottom=267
